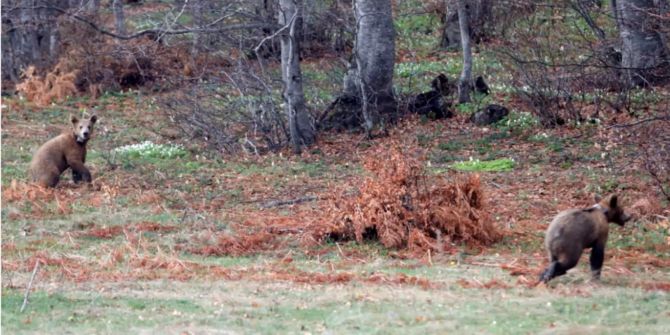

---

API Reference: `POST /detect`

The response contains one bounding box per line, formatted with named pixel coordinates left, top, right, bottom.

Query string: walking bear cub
left=29, top=114, right=97, bottom=188
left=540, top=195, right=631, bottom=283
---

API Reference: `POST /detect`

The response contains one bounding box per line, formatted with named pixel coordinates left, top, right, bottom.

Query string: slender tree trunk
left=354, top=0, right=397, bottom=133
left=113, top=0, right=125, bottom=36
left=279, top=0, right=315, bottom=153
left=616, top=0, right=669, bottom=86
left=457, top=0, right=472, bottom=103
left=611, top=0, right=622, bottom=32
left=191, top=0, right=203, bottom=54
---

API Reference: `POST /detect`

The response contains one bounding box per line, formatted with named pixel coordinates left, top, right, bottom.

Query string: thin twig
left=20, top=260, right=41, bottom=313
left=253, top=10, right=298, bottom=55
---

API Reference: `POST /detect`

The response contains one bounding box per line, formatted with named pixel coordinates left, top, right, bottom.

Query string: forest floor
left=2, top=87, right=669, bottom=334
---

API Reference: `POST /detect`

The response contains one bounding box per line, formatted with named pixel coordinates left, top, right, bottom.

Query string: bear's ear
left=70, top=114, right=79, bottom=125
left=90, top=115, right=98, bottom=124
left=609, top=195, right=619, bottom=208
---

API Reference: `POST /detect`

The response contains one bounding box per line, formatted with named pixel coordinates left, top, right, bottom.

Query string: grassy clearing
left=3, top=262, right=669, bottom=335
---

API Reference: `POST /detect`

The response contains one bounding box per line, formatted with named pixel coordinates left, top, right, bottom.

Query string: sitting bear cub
left=29, top=114, right=97, bottom=188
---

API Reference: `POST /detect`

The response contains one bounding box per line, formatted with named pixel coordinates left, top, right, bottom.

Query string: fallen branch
left=259, top=196, right=318, bottom=209
left=20, top=260, right=41, bottom=313
left=606, top=116, right=670, bottom=129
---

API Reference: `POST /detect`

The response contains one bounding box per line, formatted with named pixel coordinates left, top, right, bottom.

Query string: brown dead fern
left=16, top=61, right=77, bottom=106
left=304, top=143, right=501, bottom=252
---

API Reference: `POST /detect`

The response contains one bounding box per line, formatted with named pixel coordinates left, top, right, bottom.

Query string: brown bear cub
left=29, top=114, right=97, bottom=188
left=409, top=73, right=454, bottom=119
left=540, top=195, right=631, bottom=283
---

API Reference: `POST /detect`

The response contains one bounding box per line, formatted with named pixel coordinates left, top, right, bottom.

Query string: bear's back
left=545, top=209, right=605, bottom=252
left=29, top=132, right=76, bottom=178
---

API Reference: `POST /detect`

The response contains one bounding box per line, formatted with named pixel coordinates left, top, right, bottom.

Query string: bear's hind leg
left=34, top=171, right=60, bottom=188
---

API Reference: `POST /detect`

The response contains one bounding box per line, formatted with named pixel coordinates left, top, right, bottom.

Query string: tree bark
left=616, top=0, right=669, bottom=86
left=354, top=0, right=397, bottom=132
left=457, top=0, right=472, bottom=103
left=279, top=0, right=315, bottom=154
left=112, top=0, right=125, bottom=36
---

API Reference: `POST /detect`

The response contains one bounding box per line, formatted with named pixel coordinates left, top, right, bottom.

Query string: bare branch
left=6, top=6, right=279, bottom=41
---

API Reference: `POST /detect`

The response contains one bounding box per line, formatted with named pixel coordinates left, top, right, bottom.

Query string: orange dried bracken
left=303, top=143, right=501, bottom=252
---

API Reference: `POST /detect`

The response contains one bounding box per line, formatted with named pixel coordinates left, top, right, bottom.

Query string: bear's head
left=71, top=114, right=97, bottom=144
left=431, top=74, right=450, bottom=96
left=595, top=194, right=632, bottom=226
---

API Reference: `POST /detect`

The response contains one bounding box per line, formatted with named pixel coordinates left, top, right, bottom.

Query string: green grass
left=1, top=290, right=207, bottom=334
left=3, top=270, right=669, bottom=334
left=451, top=158, right=516, bottom=172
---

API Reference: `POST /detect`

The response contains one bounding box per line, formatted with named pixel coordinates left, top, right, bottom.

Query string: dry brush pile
left=303, top=144, right=501, bottom=252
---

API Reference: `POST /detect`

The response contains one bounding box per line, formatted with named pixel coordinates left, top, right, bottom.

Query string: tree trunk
left=457, top=0, right=472, bottom=103
left=318, top=0, right=395, bottom=132
left=354, top=0, right=397, bottom=132
left=113, top=0, right=125, bottom=36
left=191, top=0, right=203, bottom=54
left=441, top=0, right=492, bottom=50
left=279, top=0, right=315, bottom=154
left=616, top=0, right=669, bottom=86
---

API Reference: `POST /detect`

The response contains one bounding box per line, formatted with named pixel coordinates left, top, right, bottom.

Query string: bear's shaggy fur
left=29, top=114, right=97, bottom=188
left=540, top=195, right=631, bottom=283
left=474, top=76, right=490, bottom=95
left=409, top=74, right=454, bottom=119
left=470, top=104, right=509, bottom=126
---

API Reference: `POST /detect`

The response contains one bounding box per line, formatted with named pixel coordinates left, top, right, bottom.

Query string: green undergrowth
left=451, top=158, right=516, bottom=172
